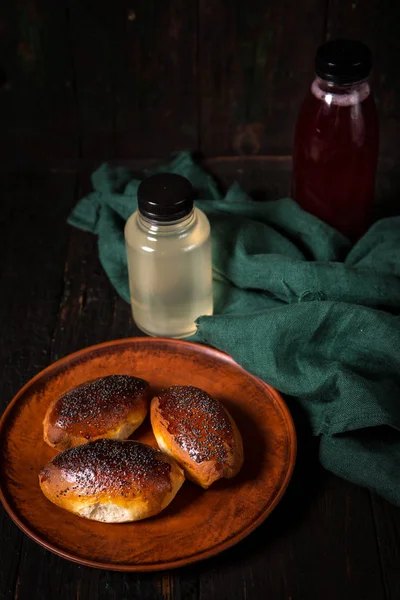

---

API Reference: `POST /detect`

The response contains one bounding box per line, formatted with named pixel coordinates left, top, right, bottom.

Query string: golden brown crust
left=43, top=375, right=150, bottom=450
left=39, top=439, right=185, bottom=522
left=150, top=386, right=243, bottom=488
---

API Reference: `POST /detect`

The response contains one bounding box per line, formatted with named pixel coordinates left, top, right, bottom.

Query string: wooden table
left=1, top=158, right=400, bottom=600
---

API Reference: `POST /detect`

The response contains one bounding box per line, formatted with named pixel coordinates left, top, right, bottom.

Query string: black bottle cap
left=137, top=173, right=194, bottom=222
left=315, top=39, right=372, bottom=84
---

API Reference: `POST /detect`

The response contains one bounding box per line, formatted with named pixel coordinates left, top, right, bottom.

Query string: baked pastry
left=43, top=375, right=149, bottom=451
left=39, top=439, right=185, bottom=522
left=150, top=386, right=243, bottom=488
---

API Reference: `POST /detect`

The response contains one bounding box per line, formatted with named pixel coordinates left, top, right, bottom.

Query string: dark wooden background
left=1, top=0, right=400, bottom=164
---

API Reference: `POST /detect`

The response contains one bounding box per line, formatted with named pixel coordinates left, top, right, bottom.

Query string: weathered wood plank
left=371, top=494, right=400, bottom=600
left=114, top=0, right=198, bottom=157
left=198, top=0, right=326, bottom=156
left=0, top=172, right=77, bottom=600
left=68, top=0, right=118, bottom=159
left=0, top=0, right=78, bottom=160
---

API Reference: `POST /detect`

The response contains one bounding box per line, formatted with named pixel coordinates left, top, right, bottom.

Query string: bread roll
left=43, top=375, right=150, bottom=451
left=39, top=439, right=185, bottom=522
left=151, top=386, right=243, bottom=489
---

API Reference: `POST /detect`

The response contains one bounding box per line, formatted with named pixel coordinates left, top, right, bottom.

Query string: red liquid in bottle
left=292, top=77, right=379, bottom=241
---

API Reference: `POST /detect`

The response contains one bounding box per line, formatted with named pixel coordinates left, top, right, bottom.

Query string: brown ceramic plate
left=0, top=338, right=296, bottom=571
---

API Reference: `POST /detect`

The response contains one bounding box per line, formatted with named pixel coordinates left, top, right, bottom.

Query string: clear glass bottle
left=125, top=173, right=213, bottom=338
left=292, top=39, right=379, bottom=241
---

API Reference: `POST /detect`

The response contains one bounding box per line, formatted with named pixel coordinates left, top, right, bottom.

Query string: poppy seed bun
left=43, top=375, right=150, bottom=451
left=39, top=439, right=185, bottom=522
left=150, top=386, right=243, bottom=489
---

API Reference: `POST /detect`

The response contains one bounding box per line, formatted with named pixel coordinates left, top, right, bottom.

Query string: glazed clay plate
left=0, top=338, right=296, bottom=571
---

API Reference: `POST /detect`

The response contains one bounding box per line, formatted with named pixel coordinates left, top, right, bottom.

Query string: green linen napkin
left=68, top=152, right=400, bottom=506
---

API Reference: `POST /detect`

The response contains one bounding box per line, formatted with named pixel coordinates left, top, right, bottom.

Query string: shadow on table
left=181, top=396, right=322, bottom=575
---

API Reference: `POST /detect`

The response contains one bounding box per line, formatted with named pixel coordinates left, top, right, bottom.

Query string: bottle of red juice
left=291, top=39, right=379, bottom=241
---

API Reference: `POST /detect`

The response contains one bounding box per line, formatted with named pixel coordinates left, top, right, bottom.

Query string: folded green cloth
left=68, top=152, right=400, bottom=506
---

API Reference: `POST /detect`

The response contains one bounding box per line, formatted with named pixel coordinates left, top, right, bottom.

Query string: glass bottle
left=125, top=173, right=213, bottom=338
left=291, top=39, right=379, bottom=241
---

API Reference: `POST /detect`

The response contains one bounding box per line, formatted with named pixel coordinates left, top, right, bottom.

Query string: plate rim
left=0, top=337, right=297, bottom=572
